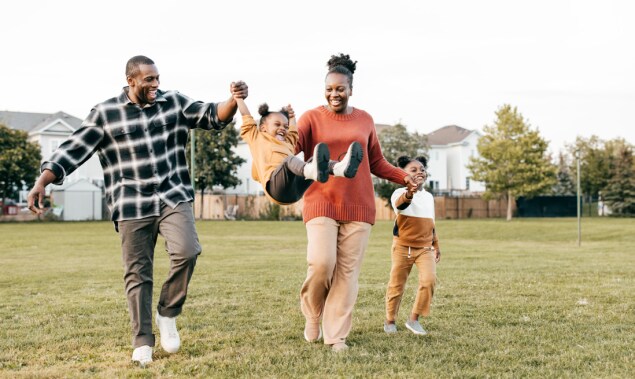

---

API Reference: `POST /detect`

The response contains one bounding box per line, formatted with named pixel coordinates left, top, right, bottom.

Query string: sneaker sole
left=314, top=143, right=330, bottom=183
left=343, top=142, right=363, bottom=178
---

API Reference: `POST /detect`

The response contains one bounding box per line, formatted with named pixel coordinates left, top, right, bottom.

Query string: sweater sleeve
left=391, top=187, right=412, bottom=211
left=286, top=118, right=298, bottom=148
left=430, top=195, right=440, bottom=251
left=432, top=226, right=440, bottom=251
left=295, top=113, right=311, bottom=156
left=367, top=124, right=408, bottom=184
left=239, top=115, right=258, bottom=143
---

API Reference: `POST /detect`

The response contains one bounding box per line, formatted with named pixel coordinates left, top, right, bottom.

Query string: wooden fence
left=193, top=194, right=511, bottom=221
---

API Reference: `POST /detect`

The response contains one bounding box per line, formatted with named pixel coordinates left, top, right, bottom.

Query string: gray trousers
left=117, top=202, right=201, bottom=348
left=266, top=156, right=312, bottom=204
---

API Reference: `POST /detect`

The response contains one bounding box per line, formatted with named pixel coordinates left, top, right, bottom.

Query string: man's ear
left=126, top=75, right=134, bottom=86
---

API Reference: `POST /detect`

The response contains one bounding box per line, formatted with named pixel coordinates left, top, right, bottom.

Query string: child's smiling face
left=260, top=112, right=289, bottom=141
left=405, top=160, right=427, bottom=190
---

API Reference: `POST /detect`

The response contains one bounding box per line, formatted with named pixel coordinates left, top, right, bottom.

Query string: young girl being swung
left=236, top=97, right=362, bottom=205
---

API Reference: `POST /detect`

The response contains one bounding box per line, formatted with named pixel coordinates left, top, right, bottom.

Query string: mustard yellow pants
left=385, top=243, right=436, bottom=321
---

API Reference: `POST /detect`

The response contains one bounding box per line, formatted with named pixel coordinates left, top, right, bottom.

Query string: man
left=27, top=55, right=248, bottom=366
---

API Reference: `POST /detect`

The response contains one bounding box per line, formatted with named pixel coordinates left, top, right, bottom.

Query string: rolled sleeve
left=40, top=161, right=66, bottom=185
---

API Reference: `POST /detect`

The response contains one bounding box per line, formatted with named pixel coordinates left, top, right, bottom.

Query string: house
left=225, top=134, right=264, bottom=195
left=426, top=125, right=485, bottom=194
left=0, top=110, right=104, bottom=203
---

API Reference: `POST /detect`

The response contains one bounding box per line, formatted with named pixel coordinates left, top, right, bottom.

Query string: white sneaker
left=405, top=319, right=428, bottom=335
left=131, top=345, right=153, bottom=367
left=156, top=312, right=180, bottom=353
left=303, top=143, right=330, bottom=183
left=384, top=322, right=397, bottom=334
left=332, top=141, right=363, bottom=178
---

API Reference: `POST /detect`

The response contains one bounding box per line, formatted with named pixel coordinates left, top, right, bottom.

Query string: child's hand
left=285, top=104, right=295, bottom=120
left=404, top=175, right=419, bottom=194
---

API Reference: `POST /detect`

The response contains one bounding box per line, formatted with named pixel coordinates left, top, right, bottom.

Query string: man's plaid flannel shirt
left=42, top=88, right=230, bottom=221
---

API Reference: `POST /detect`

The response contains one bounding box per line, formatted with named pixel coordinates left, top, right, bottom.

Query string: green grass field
left=1, top=218, right=634, bottom=378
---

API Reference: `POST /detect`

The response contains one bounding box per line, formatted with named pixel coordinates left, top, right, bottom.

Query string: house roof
left=426, top=125, right=476, bottom=145
left=0, top=111, right=82, bottom=133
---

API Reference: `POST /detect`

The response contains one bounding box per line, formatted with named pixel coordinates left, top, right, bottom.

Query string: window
left=466, top=176, right=470, bottom=190
left=50, top=139, right=62, bottom=154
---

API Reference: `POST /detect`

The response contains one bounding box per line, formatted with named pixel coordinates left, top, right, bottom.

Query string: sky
left=1, top=0, right=634, bottom=153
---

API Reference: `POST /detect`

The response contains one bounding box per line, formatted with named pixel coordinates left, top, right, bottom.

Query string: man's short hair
left=125, top=55, right=155, bottom=77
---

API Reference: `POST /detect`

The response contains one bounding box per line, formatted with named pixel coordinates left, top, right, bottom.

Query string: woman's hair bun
left=327, top=53, right=357, bottom=74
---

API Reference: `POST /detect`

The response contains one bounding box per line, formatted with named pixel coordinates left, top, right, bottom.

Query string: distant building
left=0, top=111, right=104, bottom=207
left=426, top=125, right=485, bottom=194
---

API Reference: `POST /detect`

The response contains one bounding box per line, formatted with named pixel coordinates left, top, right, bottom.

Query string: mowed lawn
left=1, top=218, right=634, bottom=378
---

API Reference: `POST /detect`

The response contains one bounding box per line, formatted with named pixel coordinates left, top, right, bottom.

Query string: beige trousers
left=300, top=217, right=372, bottom=345
left=385, top=243, right=436, bottom=321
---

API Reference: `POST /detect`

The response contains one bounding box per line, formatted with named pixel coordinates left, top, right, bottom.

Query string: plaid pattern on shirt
left=42, top=87, right=230, bottom=221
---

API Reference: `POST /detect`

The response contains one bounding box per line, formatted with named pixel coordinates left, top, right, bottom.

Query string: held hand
left=404, top=175, right=418, bottom=193
left=285, top=104, right=295, bottom=120
left=27, top=184, right=47, bottom=215
left=230, top=81, right=248, bottom=100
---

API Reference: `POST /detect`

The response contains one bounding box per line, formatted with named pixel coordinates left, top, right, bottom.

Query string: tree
left=566, top=136, right=612, bottom=209
left=602, top=142, right=635, bottom=216
left=551, top=151, right=575, bottom=195
left=375, top=123, right=428, bottom=206
left=187, top=123, right=245, bottom=218
left=0, top=124, right=42, bottom=206
left=467, top=104, right=556, bottom=221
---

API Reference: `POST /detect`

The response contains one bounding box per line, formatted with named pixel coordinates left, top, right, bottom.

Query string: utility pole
left=576, top=149, right=581, bottom=246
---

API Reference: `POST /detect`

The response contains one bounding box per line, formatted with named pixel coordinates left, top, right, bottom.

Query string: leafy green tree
left=566, top=136, right=612, bottom=209
left=375, top=123, right=428, bottom=206
left=552, top=151, right=575, bottom=195
left=467, top=104, right=556, bottom=221
left=0, top=124, right=42, bottom=207
left=602, top=142, right=635, bottom=216
left=187, top=123, right=245, bottom=218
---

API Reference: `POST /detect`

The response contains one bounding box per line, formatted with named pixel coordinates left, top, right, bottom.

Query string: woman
left=296, top=53, right=417, bottom=352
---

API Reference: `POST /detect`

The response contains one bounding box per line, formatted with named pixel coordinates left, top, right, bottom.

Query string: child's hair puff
left=396, top=155, right=428, bottom=169
left=258, top=103, right=289, bottom=126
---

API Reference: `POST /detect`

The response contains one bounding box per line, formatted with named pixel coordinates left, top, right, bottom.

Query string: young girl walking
left=236, top=97, right=362, bottom=205
left=384, top=155, right=441, bottom=336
